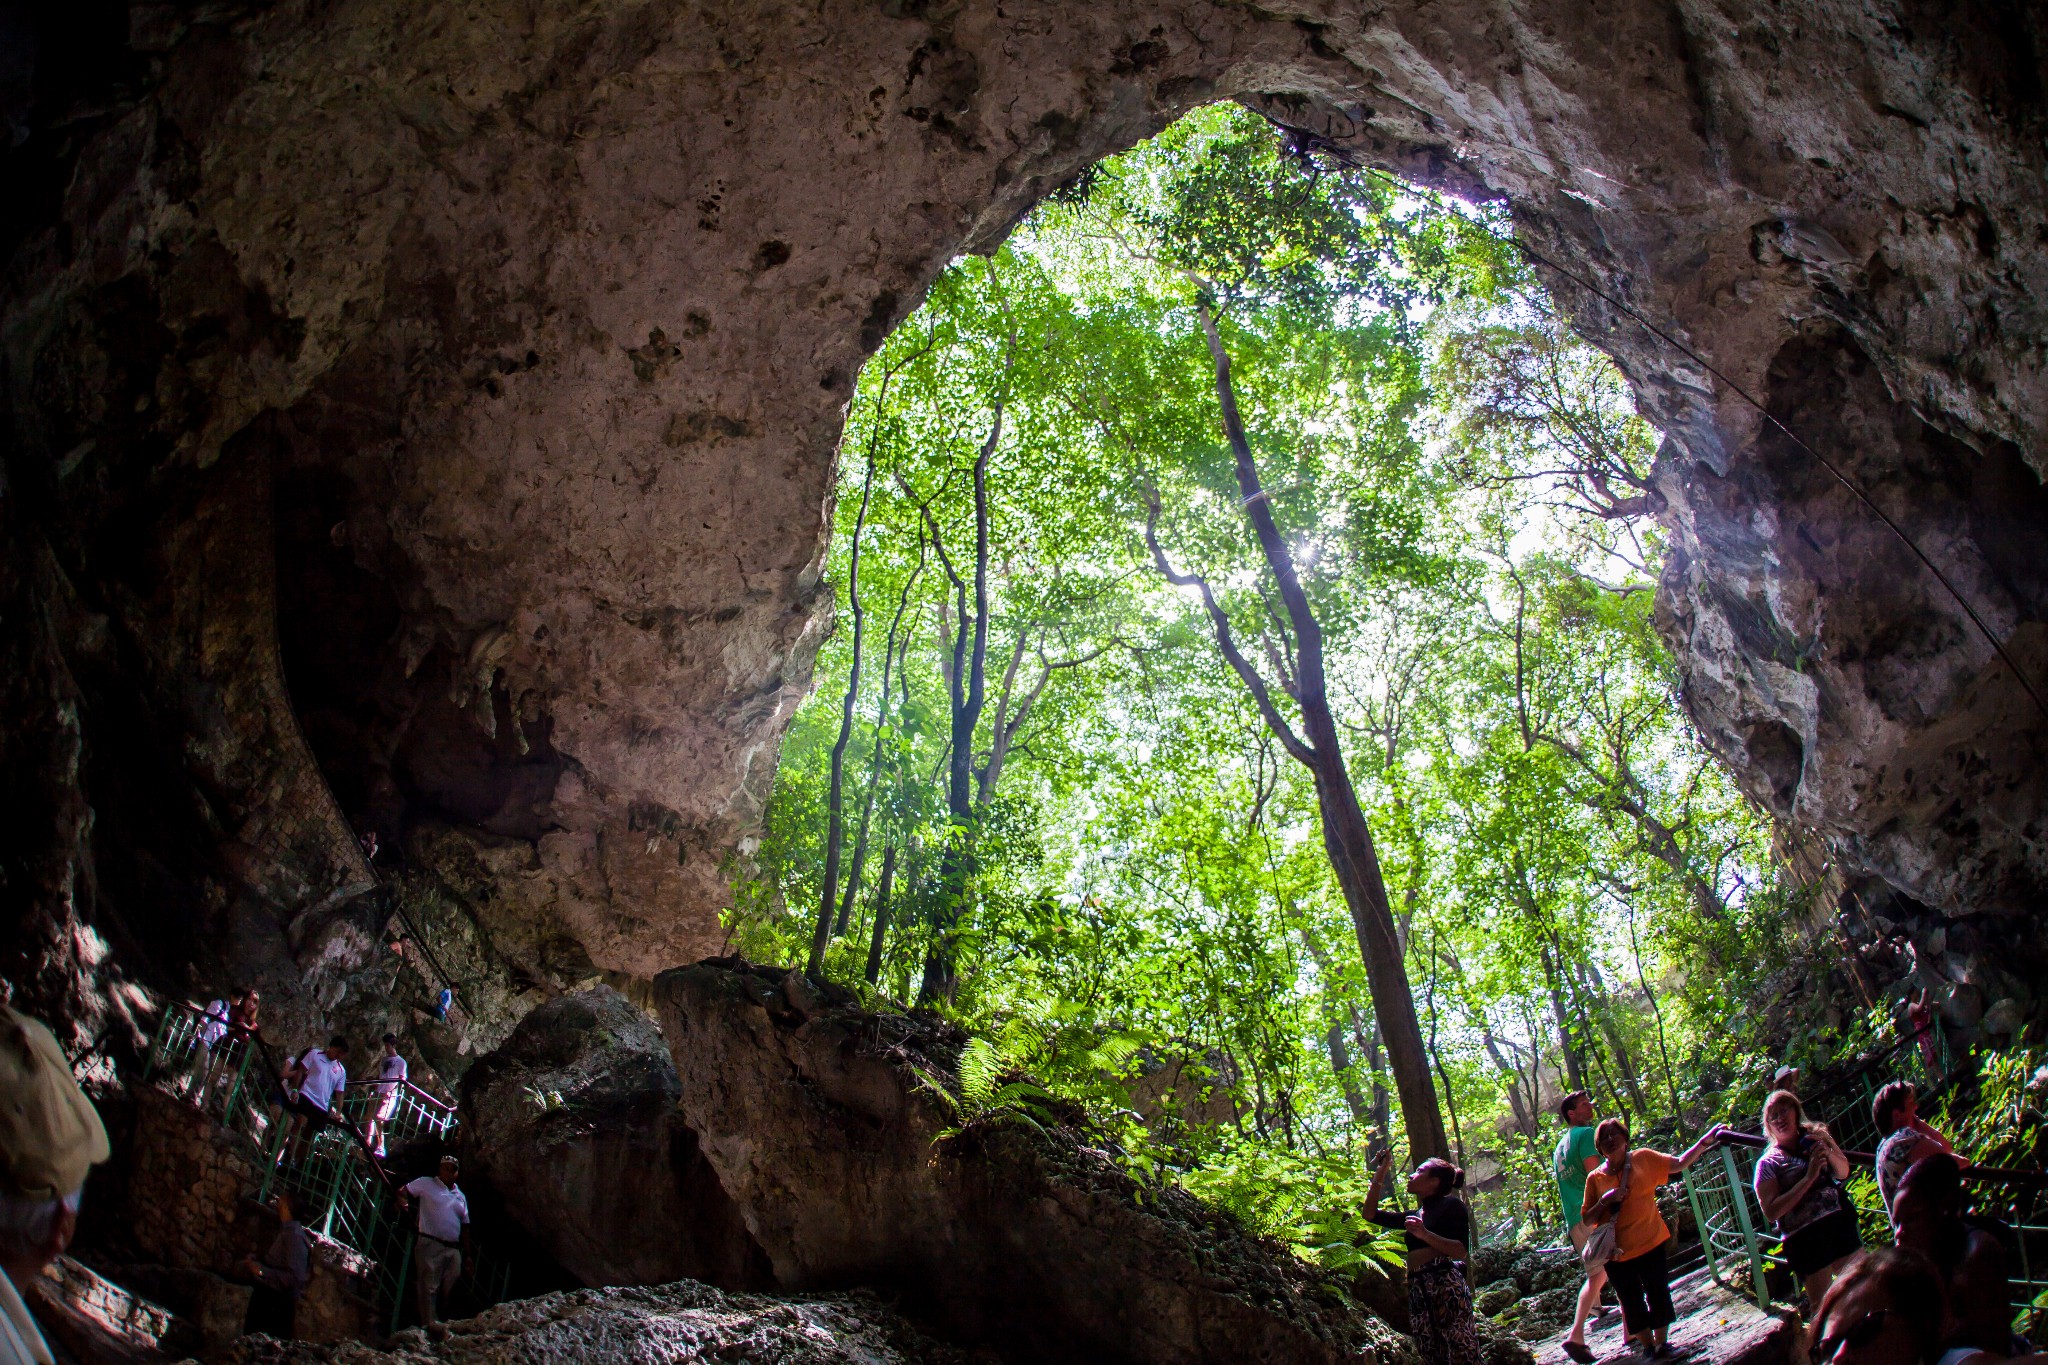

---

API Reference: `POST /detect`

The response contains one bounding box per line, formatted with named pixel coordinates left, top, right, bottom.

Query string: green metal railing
left=1682, top=1130, right=2048, bottom=1332
left=336, top=1078, right=459, bottom=1151
left=141, top=1001, right=265, bottom=1129
left=140, top=999, right=510, bottom=1336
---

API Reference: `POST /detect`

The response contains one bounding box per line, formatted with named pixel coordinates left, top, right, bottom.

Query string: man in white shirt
left=0, top=1004, right=112, bottom=1365
left=399, top=1157, right=470, bottom=1340
left=281, top=1037, right=351, bottom=1162
left=190, top=997, right=231, bottom=1112
left=366, top=1035, right=407, bottom=1159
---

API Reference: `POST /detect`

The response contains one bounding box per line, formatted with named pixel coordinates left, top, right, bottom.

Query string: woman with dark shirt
left=1364, top=1149, right=1480, bottom=1365
left=1753, top=1089, right=1861, bottom=1307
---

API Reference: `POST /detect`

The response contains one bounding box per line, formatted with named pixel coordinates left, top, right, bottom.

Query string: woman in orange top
left=1582, top=1116, right=1727, bottom=1358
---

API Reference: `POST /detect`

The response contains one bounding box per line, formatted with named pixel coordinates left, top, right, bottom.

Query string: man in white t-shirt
left=400, top=1157, right=471, bottom=1339
left=281, top=1037, right=350, bottom=1161
left=366, top=1035, right=407, bottom=1159
left=190, top=998, right=231, bottom=1110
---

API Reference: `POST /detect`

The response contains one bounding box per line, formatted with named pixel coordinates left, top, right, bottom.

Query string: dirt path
left=1529, top=1269, right=1797, bottom=1365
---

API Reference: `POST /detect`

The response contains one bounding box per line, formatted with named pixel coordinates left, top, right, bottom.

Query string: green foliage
left=731, top=103, right=1831, bottom=1260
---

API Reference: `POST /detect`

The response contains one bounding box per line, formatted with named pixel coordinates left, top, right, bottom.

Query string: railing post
left=390, top=1229, right=415, bottom=1335
left=1682, top=1175, right=1721, bottom=1287
left=1719, top=1144, right=1769, bottom=1311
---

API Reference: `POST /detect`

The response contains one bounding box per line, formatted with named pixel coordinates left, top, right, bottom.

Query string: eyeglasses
left=1812, top=1310, right=1890, bottom=1363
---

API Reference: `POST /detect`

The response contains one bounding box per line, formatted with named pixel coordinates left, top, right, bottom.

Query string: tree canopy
left=730, top=105, right=1820, bottom=1258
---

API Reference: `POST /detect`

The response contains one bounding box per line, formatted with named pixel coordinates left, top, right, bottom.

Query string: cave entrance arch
left=5, top=2, right=2044, bottom=1048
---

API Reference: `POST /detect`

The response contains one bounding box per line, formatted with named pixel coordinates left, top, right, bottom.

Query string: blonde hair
left=1761, top=1088, right=1814, bottom=1142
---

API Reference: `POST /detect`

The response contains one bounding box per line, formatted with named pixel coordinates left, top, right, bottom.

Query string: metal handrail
left=1686, top=1128, right=2048, bottom=1328
left=344, top=1076, right=456, bottom=1113
left=1715, top=1128, right=2048, bottom=1188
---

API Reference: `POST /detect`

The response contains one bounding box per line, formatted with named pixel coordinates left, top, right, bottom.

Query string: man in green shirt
left=1553, top=1091, right=1605, bottom=1362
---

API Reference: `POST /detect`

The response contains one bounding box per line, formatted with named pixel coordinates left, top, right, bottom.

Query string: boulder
left=1981, top=998, right=2026, bottom=1040
left=1474, top=1280, right=1521, bottom=1316
left=1469, top=1244, right=1519, bottom=1289
left=1476, top=1315, right=1537, bottom=1365
left=1352, top=1257, right=1409, bottom=1331
left=459, top=987, right=770, bottom=1289
left=654, top=960, right=1403, bottom=1365
left=230, top=1281, right=975, bottom=1365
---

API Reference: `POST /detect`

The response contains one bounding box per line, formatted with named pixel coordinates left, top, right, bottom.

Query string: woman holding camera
left=1364, top=1148, right=1480, bottom=1365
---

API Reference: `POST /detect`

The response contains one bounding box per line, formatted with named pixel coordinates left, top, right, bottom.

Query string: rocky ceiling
left=2, top=0, right=2042, bottom=1039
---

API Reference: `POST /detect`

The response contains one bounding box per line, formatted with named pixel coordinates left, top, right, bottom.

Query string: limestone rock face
left=458, top=987, right=770, bottom=1290
left=2, top=1, right=2045, bottom=1034
left=230, top=1281, right=976, bottom=1365
left=650, top=960, right=1405, bottom=1365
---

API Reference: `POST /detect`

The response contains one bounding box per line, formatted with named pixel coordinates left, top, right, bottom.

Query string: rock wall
left=2, top=0, right=2043, bottom=1038
left=648, top=961, right=1411, bottom=1365
left=122, top=1086, right=375, bottom=1344
left=458, top=987, right=771, bottom=1290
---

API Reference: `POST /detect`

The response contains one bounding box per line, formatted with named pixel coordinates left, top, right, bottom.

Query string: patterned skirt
left=1409, top=1257, right=1484, bottom=1365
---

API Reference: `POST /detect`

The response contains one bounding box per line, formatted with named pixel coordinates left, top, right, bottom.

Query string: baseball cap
left=0, top=1005, right=110, bottom=1200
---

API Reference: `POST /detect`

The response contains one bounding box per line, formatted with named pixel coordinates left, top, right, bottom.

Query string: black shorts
left=1782, top=1208, right=1863, bottom=1277
left=286, top=1093, right=340, bottom=1125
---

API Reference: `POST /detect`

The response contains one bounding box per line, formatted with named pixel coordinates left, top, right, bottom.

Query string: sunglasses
left=1812, top=1310, right=1890, bottom=1363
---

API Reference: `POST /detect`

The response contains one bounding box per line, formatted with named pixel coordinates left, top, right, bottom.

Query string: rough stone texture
left=128, top=1084, right=267, bottom=1276
left=652, top=960, right=1410, bottom=1365
left=457, top=986, right=771, bottom=1290
left=121, top=1086, right=374, bottom=1344
left=2, top=0, right=2045, bottom=1042
left=231, top=1282, right=983, bottom=1365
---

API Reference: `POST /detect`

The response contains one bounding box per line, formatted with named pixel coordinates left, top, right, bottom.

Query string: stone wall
left=124, top=1087, right=374, bottom=1344
left=130, top=1086, right=266, bottom=1276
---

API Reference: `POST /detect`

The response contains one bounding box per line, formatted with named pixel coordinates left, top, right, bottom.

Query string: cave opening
left=732, top=102, right=1795, bottom=1244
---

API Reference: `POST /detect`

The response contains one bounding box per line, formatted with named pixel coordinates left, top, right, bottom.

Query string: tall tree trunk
left=836, top=562, right=922, bottom=934
left=1425, top=934, right=1464, bottom=1167
left=862, top=844, right=899, bottom=988
left=1539, top=943, right=1587, bottom=1093
left=1326, top=1020, right=1368, bottom=1123
left=1145, top=296, right=1447, bottom=1161
left=919, top=407, right=1000, bottom=1003
left=807, top=449, right=878, bottom=978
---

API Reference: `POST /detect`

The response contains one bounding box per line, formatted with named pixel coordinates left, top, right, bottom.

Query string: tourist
left=1773, top=1065, right=1802, bottom=1096
left=1363, top=1148, right=1480, bottom=1365
left=1553, top=1090, right=1608, bottom=1363
left=366, top=1034, right=407, bottom=1159
left=282, top=1036, right=351, bottom=1160
left=1809, top=1248, right=1950, bottom=1365
left=1754, top=1089, right=1861, bottom=1308
left=191, top=995, right=233, bottom=1110
left=1890, top=1153, right=2015, bottom=1358
left=1582, top=1116, right=1727, bottom=1358
left=400, top=1155, right=471, bottom=1341
left=228, top=987, right=262, bottom=1044
left=1907, top=988, right=1940, bottom=1078
left=1873, top=1082, right=1956, bottom=1219
left=0, top=1003, right=111, bottom=1365
left=238, top=1190, right=312, bottom=1338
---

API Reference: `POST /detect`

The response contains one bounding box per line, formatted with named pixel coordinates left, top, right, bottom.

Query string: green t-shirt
left=1554, top=1125, right=1599, bottom=1228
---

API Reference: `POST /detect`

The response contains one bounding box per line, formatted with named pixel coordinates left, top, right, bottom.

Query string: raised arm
left=1670, top=1124, right=1728, bottom=1172
left=1363, top=1150, right=1393, bottom=1220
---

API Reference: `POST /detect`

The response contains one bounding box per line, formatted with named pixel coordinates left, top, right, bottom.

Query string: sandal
left=1565, top=1343, right=1596, bottom=1363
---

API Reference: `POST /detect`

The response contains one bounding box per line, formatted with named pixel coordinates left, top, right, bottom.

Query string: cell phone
left=1372, top=1147, right=1392, bottom=1169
